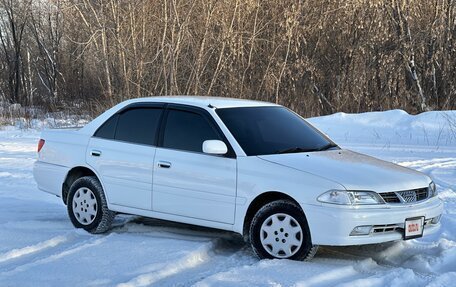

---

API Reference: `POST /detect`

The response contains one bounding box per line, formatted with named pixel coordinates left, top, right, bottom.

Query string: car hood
left=257, top=149, right=430, bottom=192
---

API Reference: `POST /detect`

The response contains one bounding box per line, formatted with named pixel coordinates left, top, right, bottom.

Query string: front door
left=152, top=107, right=237, bottom=224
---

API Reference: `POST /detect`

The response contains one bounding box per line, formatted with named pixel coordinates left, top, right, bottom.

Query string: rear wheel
left=67, top=176, right=115, bottom=233
left=249, top=199, right=318, bottom=260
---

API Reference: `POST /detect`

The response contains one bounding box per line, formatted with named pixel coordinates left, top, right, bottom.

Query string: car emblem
left=397, top=190, right=417, bottom=203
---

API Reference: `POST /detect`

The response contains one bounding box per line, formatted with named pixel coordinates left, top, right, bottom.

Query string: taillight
left=37, top=139, right=45, bottom=152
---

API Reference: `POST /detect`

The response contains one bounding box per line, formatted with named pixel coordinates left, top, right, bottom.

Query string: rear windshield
left=216, top=106, right=334, bottom=156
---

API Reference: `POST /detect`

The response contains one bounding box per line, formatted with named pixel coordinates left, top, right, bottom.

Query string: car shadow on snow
left=318, top=242, right=399, bottom=261
left=110, top=215, right=249, bottom=255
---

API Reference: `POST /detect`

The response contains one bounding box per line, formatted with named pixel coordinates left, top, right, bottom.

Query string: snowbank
left=308, top=109, right=456, bottom=148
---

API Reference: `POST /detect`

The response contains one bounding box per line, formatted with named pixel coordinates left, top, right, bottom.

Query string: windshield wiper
left=275, top=143, right=338, bottom=154
left=316, top=142, right=338, bottom=151
left=274, top=147, right=314, bottom=154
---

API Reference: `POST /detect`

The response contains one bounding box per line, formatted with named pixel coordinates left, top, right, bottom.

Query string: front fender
left=232, top=156, right=344, bottom=234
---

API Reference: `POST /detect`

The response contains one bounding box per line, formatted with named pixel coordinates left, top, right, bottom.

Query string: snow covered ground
left=0, top=110, right=455, bottom=287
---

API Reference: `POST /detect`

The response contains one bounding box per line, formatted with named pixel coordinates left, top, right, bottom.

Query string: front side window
left=163, top=109, right=221, bottom=152
left=114, top=108, right=162, bottom=145
left=216, top=106, right=334, bottom=156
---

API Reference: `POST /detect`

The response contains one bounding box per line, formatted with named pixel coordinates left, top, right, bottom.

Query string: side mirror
left=202, top=140, right=228, bottom=155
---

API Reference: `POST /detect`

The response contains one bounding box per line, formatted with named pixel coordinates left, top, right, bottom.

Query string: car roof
left=125, top=96, right=279, bottom=109
left=78, top=96, right=279, bottom=136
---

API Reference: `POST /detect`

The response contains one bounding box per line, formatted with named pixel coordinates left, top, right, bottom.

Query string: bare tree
left=28, top=0, right=64, bottom=105
left=0, top=0, right=455, bottom=117
left=0, top=0, right=32, bottom=105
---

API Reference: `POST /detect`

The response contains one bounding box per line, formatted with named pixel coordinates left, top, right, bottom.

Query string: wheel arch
left=242, top=191, right=302, bottom=241
left=62, top=166, right=98, bottom=205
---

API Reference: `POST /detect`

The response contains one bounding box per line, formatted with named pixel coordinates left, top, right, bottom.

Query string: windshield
left=216, top=106, right=336, bottom=156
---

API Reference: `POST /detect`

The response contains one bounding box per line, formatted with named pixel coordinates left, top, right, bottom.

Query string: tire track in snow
left=319, top=246, right=438, bottom=282
left=115, top=237, right=256, bottom=287
left=0, top=233, right=109, bottom=275
left=117, top=242, right=213, bottom=287
left=191, top=252, right=434, bottom=287
left=0, top=235, right=67, bottom=264
left=99, top=217, right=258, bottom=286
left=160, top=239, right=256, bottom=286
left=190, top=257, right=387, bottom=287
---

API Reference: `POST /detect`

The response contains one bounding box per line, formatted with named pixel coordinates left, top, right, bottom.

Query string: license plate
left=404, top=216, right=424, bottom=240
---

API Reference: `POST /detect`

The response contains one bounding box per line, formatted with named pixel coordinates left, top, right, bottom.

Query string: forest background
left=0, top=0, right=455, bottom=120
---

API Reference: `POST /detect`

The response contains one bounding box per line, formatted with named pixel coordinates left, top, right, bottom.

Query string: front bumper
left=302, top=197, right=443, bottom=246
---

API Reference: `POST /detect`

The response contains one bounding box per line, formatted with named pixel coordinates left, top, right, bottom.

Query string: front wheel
left=249, top=200, right=318, bottom=260
left=67, top=176, right=115, bottom=234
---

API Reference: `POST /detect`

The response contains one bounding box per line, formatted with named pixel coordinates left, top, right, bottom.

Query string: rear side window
left=94, top=114, right=118, bottom=139
left=114, top=108, right=162, bottom=145
left=163, top=109, right=221, bottom=152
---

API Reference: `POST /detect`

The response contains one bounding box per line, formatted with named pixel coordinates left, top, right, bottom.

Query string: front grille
left=415, top=188, right=429, bottom=201
left=380, top=188, right=429, bottom=204
left=380, top=192, right=401, bottom=203
left=397, top=190, right=417, bottom=202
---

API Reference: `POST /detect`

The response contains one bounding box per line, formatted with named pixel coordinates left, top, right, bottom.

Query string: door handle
left=158, top=161, right=171, bottom=168
left=91, top=150, right=102, bottom=157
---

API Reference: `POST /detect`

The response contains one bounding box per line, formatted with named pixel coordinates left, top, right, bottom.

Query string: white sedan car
left=33, top=97, right=443, bottom=260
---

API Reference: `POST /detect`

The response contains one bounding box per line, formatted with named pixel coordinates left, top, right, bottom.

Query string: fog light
left=431, top=215, right=441, bottom=224
left=350, top=225, right=372, bottom=236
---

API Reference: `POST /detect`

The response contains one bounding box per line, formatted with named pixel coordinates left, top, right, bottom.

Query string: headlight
left=317, top=190, right=385, bottom=205
left=317, top=190, right=351, bottom=205
left=429, top=181, right=437, bottom=197
left=348, top=191, right=385, bottom=205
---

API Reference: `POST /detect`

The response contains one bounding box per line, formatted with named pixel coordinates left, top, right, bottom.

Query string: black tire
left=67, top=176, right=115, bottom=234
left=249, top=199, right=318, bottom=261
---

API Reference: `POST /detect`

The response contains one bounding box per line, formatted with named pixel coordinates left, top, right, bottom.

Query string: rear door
left=152, top=105, right=237, bottom=224
left=86, top=104, right=164, bottom=210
